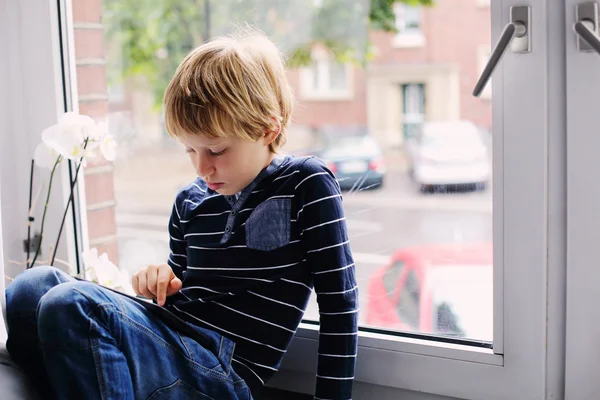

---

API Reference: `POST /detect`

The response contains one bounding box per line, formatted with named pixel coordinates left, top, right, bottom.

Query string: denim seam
left=90, top=320, right=110, bottom=400
left=148, top=379, right=217, bottom=400
left=176, top=331, right=194, bottom=359
left=108, top=308, right=236, bottom=385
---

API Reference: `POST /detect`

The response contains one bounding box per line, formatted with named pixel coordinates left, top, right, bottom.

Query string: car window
left=382, top=260, right=406, bottom=297
left=434, top=302, right=465, bottom=337
left=396, top=270, right=420, bottom=330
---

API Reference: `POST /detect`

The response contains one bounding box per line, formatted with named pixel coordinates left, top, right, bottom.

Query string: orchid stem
left=50, top=138, right=89, bottom=266
left=29, top=155, right=62, bottom=268
left=26, top=160, right=34, bottom=268
left=51, top=155, right=85, bottom=266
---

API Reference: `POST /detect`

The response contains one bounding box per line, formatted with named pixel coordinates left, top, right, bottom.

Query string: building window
left=393, top=3, right=426, bottom=48
left=402, top=83, right=426, bottom=140
left=300, top=58, right=353, bottom=101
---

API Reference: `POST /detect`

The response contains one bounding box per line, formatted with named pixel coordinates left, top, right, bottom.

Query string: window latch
left=575, top=2, right=600, bottom=54
left=473, top=5, right=531, bottom=98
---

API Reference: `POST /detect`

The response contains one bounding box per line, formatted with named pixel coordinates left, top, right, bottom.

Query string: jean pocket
left=147, top=379, right=215, bottom=400
left=245, top=198, right=291, bottom=251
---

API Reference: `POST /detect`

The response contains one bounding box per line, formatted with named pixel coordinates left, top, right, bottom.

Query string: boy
left=5, top=30, right=358, bottom=400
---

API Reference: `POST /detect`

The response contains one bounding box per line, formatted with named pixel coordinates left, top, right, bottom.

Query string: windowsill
left=392, top=32, right=426, bottom=49
left=299, top=91, right=354, bottom=102
left=294, top=322, right=502, bottom=366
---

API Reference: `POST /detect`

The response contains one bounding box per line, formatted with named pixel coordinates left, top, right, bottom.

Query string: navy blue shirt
left=165, top=155, right=359, bottom=400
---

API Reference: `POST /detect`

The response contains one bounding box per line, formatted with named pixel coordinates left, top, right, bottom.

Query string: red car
left=366, top=243, right=493, bottom=341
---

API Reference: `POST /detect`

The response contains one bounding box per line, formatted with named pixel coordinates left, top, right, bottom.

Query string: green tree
left=103, top=0, right=434, bottom=108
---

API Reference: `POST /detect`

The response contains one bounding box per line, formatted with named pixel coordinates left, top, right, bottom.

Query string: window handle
left=575, top=2, right=600, bottom=54
left=473, top=6, right=531, bottom=98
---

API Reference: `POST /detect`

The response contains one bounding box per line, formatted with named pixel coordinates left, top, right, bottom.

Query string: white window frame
left=0, top=1, right=568, bottom=399
left=392, top=3, right=426, bottom=48
left=0, top=0, right=84, bottom=283
left=564, top=0, right=600, bottom=398
left=300, top=57, right=354, bottom=101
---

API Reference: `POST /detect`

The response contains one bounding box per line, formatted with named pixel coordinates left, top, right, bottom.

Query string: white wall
left=0, top=0, right=77, bottom=284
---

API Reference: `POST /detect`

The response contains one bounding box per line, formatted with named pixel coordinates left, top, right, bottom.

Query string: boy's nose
left=195, top=157, right=215, bottom=178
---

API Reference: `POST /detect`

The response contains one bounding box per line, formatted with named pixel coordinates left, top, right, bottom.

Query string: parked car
left=406, top=121, right=490, bottom=191
left=366, top=243, right=493, bottom=341
left=318, top=135, right=386, bottom=191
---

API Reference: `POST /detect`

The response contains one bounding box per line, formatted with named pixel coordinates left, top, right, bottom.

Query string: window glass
left=70, top=0, right=493, bottom=342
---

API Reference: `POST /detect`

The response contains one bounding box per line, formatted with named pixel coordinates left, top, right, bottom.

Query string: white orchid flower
left=33, top=141, right=60, bottom=169
left=116, top=269, right=137, bottom=297
left=82, top=248, right=120, bottom=287
left=100, top=135, right=117, bottom=161
left=38, top=112, right=109, bottom=162
left=82, top=248, right=135, bottom=295
left=40, top=118, right=85, bottom=161
left=83, top=135, right=117, bottom=162
left=87, top=119, right=109, bottom=141
left=58, top=112, right=96, bottom=140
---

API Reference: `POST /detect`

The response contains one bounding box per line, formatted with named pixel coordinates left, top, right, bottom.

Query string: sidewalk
left=112, top=144, right=410, bottom=215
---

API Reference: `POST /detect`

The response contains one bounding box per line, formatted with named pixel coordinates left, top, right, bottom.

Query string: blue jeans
left=5, top=266, right=253, bottom=400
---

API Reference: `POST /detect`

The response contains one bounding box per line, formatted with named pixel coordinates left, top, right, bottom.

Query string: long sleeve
left=167, top=197, right=187, bottom=280
left=297, top=158, right=359, bottom=400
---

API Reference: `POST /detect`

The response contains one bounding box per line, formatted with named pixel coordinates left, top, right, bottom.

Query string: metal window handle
left=575, top=2, right=600, bottom=54
left=473, top=6, right=531, bottom=98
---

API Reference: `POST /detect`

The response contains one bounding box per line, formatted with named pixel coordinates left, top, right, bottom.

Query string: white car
left=407, top=121, right=491, bottom=191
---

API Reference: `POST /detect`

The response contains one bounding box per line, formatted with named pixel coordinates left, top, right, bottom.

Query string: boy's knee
left=37, top=281, right=99, bottom=345
left=38, top=280, right=94, bottom=317
left=6, top=266, right=71, bottom=314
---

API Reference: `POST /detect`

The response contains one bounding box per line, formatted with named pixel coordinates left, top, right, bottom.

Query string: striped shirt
left=165, top=155, right=358, bottom=400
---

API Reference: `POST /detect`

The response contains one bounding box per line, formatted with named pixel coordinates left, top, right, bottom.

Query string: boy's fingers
left=131, top=272, right=140, bottom=296
left=136, top=271, right=153, bottom=299
left=156, top=266, right=172, bottom=306
left=167, top=277, right=182, bottom=296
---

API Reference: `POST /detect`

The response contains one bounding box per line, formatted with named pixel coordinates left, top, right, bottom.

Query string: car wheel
left=420, top=184, right=434, bottom=194
left=475, top=182, right=488, bottom=192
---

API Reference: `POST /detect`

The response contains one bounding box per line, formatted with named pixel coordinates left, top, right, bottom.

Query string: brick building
left=288, top=0, right=492, bottom=148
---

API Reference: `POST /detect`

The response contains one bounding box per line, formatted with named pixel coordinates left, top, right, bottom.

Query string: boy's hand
left=132, top=264, right=183, bottom=306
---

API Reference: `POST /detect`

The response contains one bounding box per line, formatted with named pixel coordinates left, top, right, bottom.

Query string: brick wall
left=72, top=0, right=119, bottom=265
left=287, top=68, right=368, bottom=129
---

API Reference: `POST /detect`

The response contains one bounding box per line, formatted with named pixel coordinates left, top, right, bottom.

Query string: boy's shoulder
left=276, top=155, right=339, bottom=194
left=280, top=155, right=332, bottom=180
left=173, top=178, right=210, bottom=209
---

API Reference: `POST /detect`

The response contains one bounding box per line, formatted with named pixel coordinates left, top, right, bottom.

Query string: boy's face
left=179, top=132, right=276, bottom=196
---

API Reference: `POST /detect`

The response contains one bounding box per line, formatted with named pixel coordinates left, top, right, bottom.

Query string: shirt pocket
left=245, top=198, right=291, bottom=251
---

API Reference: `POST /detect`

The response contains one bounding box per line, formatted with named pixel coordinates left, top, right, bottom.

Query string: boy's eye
left=209, top=149, right=227, bottom=156
left=185, top=148, right=195, bottom=154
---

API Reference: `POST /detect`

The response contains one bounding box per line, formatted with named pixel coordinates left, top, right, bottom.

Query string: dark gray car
left=318, top=135, right=386, bottom=191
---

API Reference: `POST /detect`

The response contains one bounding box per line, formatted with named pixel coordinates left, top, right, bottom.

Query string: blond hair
left=163, top=29, right=294, bottom=152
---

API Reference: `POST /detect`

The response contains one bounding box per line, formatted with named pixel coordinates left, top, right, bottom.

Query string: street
left=113, top=153, right=492, bottom=324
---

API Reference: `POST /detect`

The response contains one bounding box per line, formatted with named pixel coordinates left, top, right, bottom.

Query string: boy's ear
left=262, top=118, right=281, bottom=147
